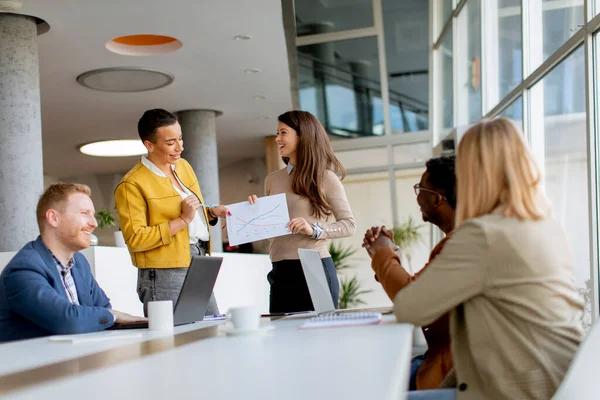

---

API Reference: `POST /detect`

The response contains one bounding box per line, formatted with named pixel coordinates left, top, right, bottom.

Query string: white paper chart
left=225, top=193, right=291, bottom=246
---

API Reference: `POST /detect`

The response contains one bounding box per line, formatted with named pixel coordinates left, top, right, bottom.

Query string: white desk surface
left=0, top=320, right=224, bottom=376
left=2, top=315, right=413, bottom=400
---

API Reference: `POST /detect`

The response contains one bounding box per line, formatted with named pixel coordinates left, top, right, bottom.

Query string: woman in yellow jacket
left=115, top=109, right=229, bottom=316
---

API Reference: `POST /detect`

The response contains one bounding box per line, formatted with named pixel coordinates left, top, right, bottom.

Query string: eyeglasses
left=413, top=183, right=446, bottom=200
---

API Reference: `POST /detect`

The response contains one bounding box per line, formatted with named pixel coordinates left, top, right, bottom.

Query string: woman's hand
left=248, top=194, right=258, bottom=205
left=288, top=218, right=314, bottom=236
left=181, top=195, right=200, bottom=222
left=210, top=205, right=231, bottom=219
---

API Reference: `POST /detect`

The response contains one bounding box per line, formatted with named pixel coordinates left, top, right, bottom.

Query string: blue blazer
left=0, top=237, right=114, bottom=342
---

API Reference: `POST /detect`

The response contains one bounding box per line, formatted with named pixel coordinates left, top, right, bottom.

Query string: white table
left=1, top=315, right=413, bottom=400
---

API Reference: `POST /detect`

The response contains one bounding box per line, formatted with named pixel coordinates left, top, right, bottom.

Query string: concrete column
left=0, top=14, right=43, bottom=251
left=177, top=110, right=223, bottom=252
left=265, top=136, right=285, bottom=174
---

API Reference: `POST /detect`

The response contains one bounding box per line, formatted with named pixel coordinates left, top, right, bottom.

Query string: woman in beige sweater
left=368, top=118, right=584, bottom=400
left=249, top=111, right=355, bottom=313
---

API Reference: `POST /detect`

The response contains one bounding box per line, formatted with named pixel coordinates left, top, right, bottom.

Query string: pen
left=198, top=204, right=217, bottom=209
left=203, top=314, right=227, bottom=320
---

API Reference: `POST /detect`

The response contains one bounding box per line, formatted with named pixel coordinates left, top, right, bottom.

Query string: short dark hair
left=425, top=155, right=456, bottom=208
left=138, top=109, right=177, bottom=143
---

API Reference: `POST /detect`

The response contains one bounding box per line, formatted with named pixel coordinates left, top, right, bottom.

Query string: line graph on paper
left=225, top=193, right=291, bottom=245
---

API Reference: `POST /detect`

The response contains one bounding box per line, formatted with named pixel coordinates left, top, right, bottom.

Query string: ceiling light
left=77, top=67, right=174, bottom=92
left=79, top=140, right=147, bottom=157
left=106, top=35, right=183, bottom=56
left=0, top=1, right=22, bottom=12
left=253, top=95, right=267, bottom=100
left=245, top=68, right=261, bottom=74
left=234, top=34, right=252, bottom=41
left=259, top=116, right=271, bottom=120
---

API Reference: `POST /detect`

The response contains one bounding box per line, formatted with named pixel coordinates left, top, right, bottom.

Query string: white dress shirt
left=141, top=156, right=210, bottom=243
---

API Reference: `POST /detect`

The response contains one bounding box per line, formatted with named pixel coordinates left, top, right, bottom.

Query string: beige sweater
left=389, top=213, right=584, bottom=400
left=266, top=167, right=355, bottom=262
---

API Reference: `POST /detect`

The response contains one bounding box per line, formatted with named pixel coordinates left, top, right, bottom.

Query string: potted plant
left=329, top=241, right=372, bottom=309
left=95, top=208, right=126, bottom=247
left=391, top=216, right=425, bottom=275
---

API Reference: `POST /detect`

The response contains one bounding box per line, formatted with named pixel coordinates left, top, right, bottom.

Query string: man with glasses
left=362, top=155, right=456, bottom=394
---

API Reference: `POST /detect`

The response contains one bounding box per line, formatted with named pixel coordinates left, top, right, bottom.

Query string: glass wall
left=432, top=0, right=599, bottom=331
left=439, top=32, right=454, bottom=130
left=298, top=36, right=383, bottom=137
left=294, top=0, right=374, bottom=37
left=295, top=0, right=429, bottom=137
left=383, top=0, right=429, bottom=133
left=536, top=47, right=591, bottom=330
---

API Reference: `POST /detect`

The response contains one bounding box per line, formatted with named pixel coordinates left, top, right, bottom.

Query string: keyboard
left=299, top=312, right=383, bottom=329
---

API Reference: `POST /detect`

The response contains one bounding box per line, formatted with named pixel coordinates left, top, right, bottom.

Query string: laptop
left=298, top=248, right=393, bottom=316
left=108, top=255, right=223, bottom=330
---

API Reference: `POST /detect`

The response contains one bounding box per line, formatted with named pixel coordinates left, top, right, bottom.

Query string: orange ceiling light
left=106, top=34, right=182, bottom=56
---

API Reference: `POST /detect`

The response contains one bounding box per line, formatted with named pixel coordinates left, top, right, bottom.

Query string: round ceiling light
left=76, top=67, right=174, bottom=92
left=106, top=34, right=182, bottom=56
left=79, top=140, right=147, bottom=157
left=233, top=34, right=252, bottom=41
left=245, top=68, right=261, bottom=74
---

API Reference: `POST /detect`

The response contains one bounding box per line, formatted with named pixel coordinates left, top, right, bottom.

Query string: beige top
left=389, top=213, right=584, bottom=400
left=266, top=167, right=355, bottom=262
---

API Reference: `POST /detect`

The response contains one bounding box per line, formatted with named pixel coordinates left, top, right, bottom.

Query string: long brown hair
left=278, top=111, right=346, bottom=219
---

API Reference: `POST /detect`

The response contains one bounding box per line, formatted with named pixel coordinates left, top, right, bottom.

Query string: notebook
left=108, top=255, right=222, bottom=330
left=299, top=312, right=383, bottom=329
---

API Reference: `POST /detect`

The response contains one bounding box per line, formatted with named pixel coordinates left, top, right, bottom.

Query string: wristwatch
left=207, top=205, right=218, bottom=220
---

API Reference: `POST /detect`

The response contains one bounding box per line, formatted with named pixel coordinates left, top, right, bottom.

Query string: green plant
left=338, top=276, right=371, bottom=309
left=329, top=241, right=372, bottom=309
left=391, top=216, right=425, bottom=274
left=328, top=241, right=358, bottom=271
left=95, top=208, right=116, bottom=229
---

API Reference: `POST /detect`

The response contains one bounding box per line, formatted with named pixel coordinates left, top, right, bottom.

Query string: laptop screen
left=298, top=249, right=336, bottom=315
left=173, top=255, right=222, bottom=326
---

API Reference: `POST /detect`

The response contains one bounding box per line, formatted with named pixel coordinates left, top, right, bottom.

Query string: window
left=297, top=36, right=383, bottom=137
left=531, top=46, right=591, bottom=330
left=383, top=0, right=429, bottom=133
left=529, top=0, right=584, bottom=71
left=484, top=0, right=522, bottom=112
left=294, top=0, right=374, bottom=37
left=499, top=96, right=523, bottom=130
left=437, top=32, right=454, bottom=131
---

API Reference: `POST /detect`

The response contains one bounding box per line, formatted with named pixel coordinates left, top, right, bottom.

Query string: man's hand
left=181, top=195, right=200, bottom=223
left=362, top=226, right=395, bottom=257
left=111, top=310, right=148, bottom=323
left=248, top=194, right=258, bottom=204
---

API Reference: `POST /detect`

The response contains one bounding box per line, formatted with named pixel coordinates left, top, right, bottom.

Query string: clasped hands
left=247, top=195, right=314, bottom=236
left=362, top=226, right=400, bottom=257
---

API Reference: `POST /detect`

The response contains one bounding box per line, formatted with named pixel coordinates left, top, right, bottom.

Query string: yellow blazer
left=115, top=158, right=212, bottom=269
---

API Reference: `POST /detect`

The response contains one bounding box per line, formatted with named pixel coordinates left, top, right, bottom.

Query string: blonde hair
left=455, top=118, right=550, bottom=225
left=36, top=183, right=92, bottom=232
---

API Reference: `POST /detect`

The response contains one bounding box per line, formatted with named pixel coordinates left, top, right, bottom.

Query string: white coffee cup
left=148, top=300, right=174, bottom=331
left=228, top=305, right=260, bottom=331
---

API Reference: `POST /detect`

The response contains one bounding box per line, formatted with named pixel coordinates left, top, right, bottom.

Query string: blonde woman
left=367, top=118, right=584, bottom=400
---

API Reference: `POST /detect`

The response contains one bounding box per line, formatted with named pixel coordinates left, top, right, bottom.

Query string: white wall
left=218, top=157, right=269, bottom=254
left=336, top=167, right=431, bottom=308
